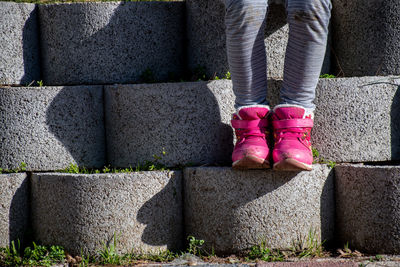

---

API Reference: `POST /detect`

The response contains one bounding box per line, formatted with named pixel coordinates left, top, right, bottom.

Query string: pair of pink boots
left=231, top=105, right=314, bottom=171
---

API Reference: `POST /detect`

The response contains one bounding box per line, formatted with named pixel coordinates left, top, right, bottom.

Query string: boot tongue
left=238, top=106, right=269, bottom=120
left=274, top=106, right=305, bottom=120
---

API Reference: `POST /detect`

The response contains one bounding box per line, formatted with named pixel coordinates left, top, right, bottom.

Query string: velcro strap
left=231, top=118, right=268, bottom=129
left=272, top=118, right=313, bottom=129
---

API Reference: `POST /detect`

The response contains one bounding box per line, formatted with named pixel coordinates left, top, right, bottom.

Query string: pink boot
left=231, top=105, right=271, bottom=169
left=272, top=104, right=314, bottom=171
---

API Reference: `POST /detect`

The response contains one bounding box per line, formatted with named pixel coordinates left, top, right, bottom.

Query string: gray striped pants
left=225, top=0, right=332, bottom=110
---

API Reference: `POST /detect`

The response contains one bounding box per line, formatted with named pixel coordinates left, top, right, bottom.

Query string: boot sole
left=273, top=158, right=312, bottom=171
left=232, top=155, right=270, bottom=170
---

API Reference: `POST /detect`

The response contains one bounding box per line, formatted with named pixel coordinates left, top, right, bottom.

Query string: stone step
left=0, top=86, right=105, bottom=171
left=38, top=1, right=185, bottom=85
left=0, top=2, right=40, bottom=85
left=332, top=0, right=400, bottom=76
left=1, top=76, right=399, bottom=170
left=106, top=76, right=400, bottom=167
left=0, top=173, right=29, bottom=247
left=2, top=164, right=400, bottom=255
left=335, top=164, right=400, bottom=254
left=31, top=171, right=183, bottom=255
left=183, top=165, right=335, bottom=254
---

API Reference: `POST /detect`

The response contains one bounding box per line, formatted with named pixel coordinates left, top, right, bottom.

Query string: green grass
left=246, top=241, right=285, bottom=262
left=0, top=241, right=65, bottom=267
left=312, top=148, right=336, bottom=168
left=291, top=229, right=325, bottom=258
left=319, top=74, right=336, bottom=78
left=0, top=162, right=27, bottom=174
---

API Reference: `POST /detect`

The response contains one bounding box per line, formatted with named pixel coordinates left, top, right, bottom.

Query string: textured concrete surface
left=106, top=76, right=400, bottom=166
left=104, top=81, right=237, bottom=168
left=31, top=171, right=183, bottom=255
left=0, top=86, right=105, bottom=171
left=332, top=0, right=400, bottom=76
left=0, top=2, right=40, bottom=85
left=39, top=1, right=185, bottom=85
left=0, top=173, right=29, bottom=247
left=186, top=0, right=330, bottom=79
left=183, top=165, right=335, bottom=254
left=313, top=76, right=400, bottom=163
left=335, top=164, right=400, bottom=254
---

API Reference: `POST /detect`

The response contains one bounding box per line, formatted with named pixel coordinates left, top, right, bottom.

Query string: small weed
left=312, top=148, right=336, bottom=168
left=213, top=71, right=231, bottom=80
left=132, top=249, right=177, bottom=262
left=291, top=228, right=325, bottom=258
left=247, top=241, right=284, bottom=262
left=187, top=236, right=205, bottom=256
left=98, top=233, right=121, bottom=265
left=192, top=65, right=207, bottom=81
left=0, top=162, right=27, bottom=174
left=337, top=242, right=362, bottom=258
left=0, top=240, right=65, bottom=267
left=319, top=74, right=336, bottom=78
left=37, top=80, right=44, bottom=87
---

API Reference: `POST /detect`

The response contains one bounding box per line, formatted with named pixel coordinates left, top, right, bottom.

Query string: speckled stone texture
left=0, top=173, right=29, bottom=247
left=106, top=77, right=400, bottom=166
left=38, top=1, right=184, bottom=85
left=183, top=165, right=335, bottom=254
left=0, top=2, right=40, bottom=85
left=186, top=0, right=330, bottom=79
left=31, top=171, right=183, bottom=255
left=312, top=76, right=400, bottom=163
left=104, top=81, right=239, bottom=167
left=0, top=86, right=105, bottom=171
left=335, top=164, right=400, bottom=254
left=332, top=0, right=400, bottom=76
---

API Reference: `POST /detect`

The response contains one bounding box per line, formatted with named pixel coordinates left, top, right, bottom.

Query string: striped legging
left=225, top=0, right=332, bottom=110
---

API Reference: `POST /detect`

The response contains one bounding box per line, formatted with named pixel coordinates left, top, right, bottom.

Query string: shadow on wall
left=391, top=86, right=400, bottom=159
left=320, top=168, right=335, bottom=247
left=9, top=176, right=30, bottom=247
left=45, top=86, right=106, bottom=169
left=39, top=2, right=184, bottom=85
left=105, top=82, right=234, bottom=168
left=137, top=173, right=183, bottom=251
left=21, top=5, right=40, bottom=85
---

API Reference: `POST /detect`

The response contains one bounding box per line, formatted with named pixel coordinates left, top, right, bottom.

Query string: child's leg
left=273, top=0, right=331, bottom=171
left=225, top=0, right=269, bottom=109
left=281, top=0, right=332, bottom=110
left=225, top=0, right=271, bottom=169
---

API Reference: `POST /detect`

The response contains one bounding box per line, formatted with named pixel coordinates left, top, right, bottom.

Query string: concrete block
left=106, top=76, right=400, bottom=166
left=332, top=0, right=400, bottom=76
left=313, top=76, right=400, bottom=163
left=38, top=1, right=185, bottom=85
left=186, top=0, right=331, bottom=79
left=0, top=2, right=40, bottom=85
left=0, top=173, right=29, bottom=247
left=31, top=171, right=183, bottom=255
left=335, top=164, right=400, bottom=254
left=104, top=81, right=238, bottom=167
left=183, top=165, right=335, bottom=254
left=0, top=86, right=105, bottom=171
